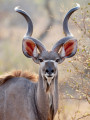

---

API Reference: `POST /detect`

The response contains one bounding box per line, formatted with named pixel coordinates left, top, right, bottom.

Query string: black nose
left=45, top=68, right=54, bottom=74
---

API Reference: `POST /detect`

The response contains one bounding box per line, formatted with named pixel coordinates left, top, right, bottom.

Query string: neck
left=36, top=70, right=58, bottom=120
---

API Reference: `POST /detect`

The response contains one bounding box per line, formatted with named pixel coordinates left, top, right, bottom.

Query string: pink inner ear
left=25, top=40, right=35, bottom=56
left=64, top=40, right=75, bottom=56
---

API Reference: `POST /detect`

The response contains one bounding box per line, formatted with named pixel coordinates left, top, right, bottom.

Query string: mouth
left=47, top=75, right=53, bottom=77
left=43, top=74, right=55, bottom=92
left=44, top=74, right=54, bottom=80
left=44, top=74, right=54, bottom=85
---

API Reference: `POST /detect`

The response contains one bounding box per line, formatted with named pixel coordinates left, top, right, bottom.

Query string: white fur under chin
left=45, top=74, right=54, bottom=85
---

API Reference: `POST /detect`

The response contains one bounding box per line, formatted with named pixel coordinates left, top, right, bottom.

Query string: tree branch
left=38, top=0, right=55, bottom=41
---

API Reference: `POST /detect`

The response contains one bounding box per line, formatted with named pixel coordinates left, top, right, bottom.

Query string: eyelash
left=55, top=59, right=59, bottom=62
left=39, top=59, right=59, bottom=62
left=39, top=59, right=43, bottom=62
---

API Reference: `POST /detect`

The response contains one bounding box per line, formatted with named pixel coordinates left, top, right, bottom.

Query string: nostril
left=51, top=69, right=54, bottom=73
left=45, top=69, right=54, bottom=74
left=46, top=69, right=49, bottom=73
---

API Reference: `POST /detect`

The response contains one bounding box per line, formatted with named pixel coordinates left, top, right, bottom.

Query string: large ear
left=60, top=39, right=77, bottom=58
left=22, top=39, right=38, bottom=58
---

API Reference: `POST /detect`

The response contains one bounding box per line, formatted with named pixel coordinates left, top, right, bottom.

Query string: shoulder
left=0, top=70, right=38, bottom=85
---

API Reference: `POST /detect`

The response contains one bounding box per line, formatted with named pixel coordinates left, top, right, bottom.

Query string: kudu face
left=15, top=4, right=80, bottom=87
left=39, top=51, right=59, bottom=85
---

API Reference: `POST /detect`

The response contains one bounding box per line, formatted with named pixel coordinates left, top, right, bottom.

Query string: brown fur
left=0, top=70, right=38, bottom=85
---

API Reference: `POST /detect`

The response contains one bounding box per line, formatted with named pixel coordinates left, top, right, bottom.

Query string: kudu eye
left=55, top=59, right=60, bottom=62
left=39, top=58, right=43, bottom=62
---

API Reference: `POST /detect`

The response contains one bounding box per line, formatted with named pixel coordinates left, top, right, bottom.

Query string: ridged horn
left=15, top=6, right=46, bottom=52
left=52, top=3, right=80, bottom=52
left=63, top=3, right=80, bottom=36
left=15, top=6, right=33, bottom=37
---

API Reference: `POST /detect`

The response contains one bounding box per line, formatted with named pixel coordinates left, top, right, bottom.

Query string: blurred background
left=0, top=0, right=90, bottom=119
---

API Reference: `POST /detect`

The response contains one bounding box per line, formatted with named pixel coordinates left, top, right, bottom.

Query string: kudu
left=0, top=4, right=80, bottom=120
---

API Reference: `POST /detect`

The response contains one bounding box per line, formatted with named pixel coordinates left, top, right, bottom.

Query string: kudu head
left=15, top=4, right=80, bottom=86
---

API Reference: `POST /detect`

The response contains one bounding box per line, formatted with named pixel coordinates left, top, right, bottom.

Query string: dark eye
left=55, top=59, right=59, bottom=62
left=39, top=58, right=43, bottom=62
